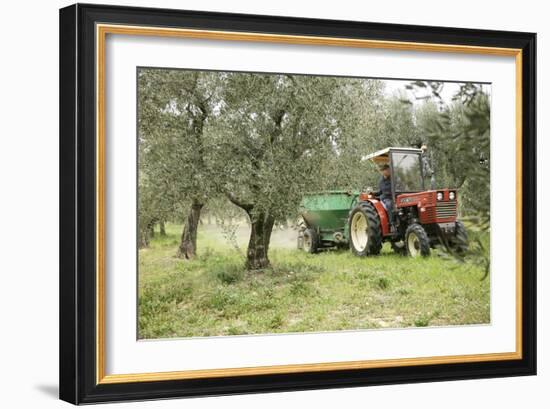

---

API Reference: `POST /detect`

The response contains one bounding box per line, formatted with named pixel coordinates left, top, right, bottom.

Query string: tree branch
left=225, top=192, right=254, bottom=213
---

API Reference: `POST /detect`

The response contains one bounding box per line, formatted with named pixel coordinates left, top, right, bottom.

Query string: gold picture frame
left=96, top=23, right=524, bottom=385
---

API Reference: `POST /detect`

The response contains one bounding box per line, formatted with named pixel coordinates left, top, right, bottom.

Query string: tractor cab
left=363, top=147, right=425, bottom=199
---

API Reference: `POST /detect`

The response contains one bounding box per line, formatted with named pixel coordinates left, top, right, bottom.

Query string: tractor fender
left=366, top=199, right=390, bottom=237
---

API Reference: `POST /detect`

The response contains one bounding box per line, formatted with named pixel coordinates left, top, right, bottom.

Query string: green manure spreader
left=297, top=191, right=361, bottom=252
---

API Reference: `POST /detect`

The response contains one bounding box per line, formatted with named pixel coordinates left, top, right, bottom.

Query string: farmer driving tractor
left=372, top=164, right=395, bottom=232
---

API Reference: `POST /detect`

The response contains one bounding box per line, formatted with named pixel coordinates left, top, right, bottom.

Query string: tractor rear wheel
left=348, top=202, right=382, bottom=256
left=450, top=221, right=469, bottom=254
left=405, top=224, right=430, bottom=257
left=303, top=228, right=319, bottom=254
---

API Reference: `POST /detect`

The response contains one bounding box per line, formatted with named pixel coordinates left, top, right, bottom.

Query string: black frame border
left=59, top=3, right=536, bottom=404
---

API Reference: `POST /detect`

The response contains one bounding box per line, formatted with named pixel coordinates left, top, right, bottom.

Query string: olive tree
left=206, top=73, right=378, bottom=269
left=138, top=68, right=223, bottom=258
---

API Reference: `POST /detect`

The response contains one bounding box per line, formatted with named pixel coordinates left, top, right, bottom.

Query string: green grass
left=138, top=222, right=490, bottom=339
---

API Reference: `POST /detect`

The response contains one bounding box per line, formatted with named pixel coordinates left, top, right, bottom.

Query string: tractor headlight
left=449, top=191, right=456, bottom=200
left=436, top=192, right=443, bottom=201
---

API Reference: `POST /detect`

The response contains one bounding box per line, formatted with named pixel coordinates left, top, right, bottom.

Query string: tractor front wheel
left=405, top=224, right=430, bottom=257
left=303, top=228, right=319, bottom=254
left=348, top=202, right=382, bottom=256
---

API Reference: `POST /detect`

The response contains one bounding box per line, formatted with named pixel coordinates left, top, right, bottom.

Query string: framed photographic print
left=59, top=3, right=536, bottom=404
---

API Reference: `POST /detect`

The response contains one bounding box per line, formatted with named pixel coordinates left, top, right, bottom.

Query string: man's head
left=379, top=163, right=391, bottom=178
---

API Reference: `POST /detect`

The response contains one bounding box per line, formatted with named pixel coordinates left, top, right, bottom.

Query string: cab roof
left=362, top=147, right=423, bottom=164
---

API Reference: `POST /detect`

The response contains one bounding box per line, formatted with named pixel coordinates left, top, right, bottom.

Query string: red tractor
left=348, top=147, right=468, bottom=257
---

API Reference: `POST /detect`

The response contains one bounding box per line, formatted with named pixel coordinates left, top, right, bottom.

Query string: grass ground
left=138, top=222, right=490, bottom=339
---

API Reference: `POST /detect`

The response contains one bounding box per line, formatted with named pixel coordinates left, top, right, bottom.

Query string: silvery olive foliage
left=207, top=73, right=379, bottom=220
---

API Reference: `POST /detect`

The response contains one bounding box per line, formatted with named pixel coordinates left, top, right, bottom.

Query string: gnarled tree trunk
left=139, top=218, right=156, bottom=248
left=245, top=212, right=275, bottom=270
left=177, top=201, right=204, bottom=259
left=225, top=193, right=275, bottom=271
left=159, top=220, right=166, bottom=236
